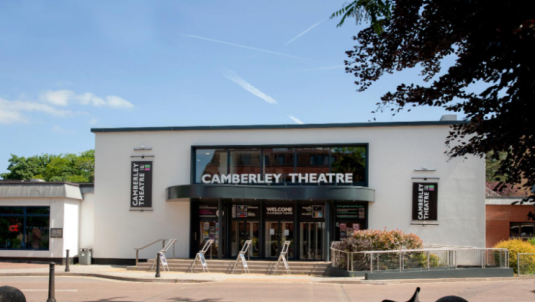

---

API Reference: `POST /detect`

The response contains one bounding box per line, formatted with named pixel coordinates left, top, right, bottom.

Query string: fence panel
left=517, top=253, right=535, bottom=276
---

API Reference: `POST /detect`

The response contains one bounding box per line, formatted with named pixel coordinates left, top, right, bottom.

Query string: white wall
left=63, top=201, right=80, bottom=257
left=93, top=124, right=486, bottom=259
left=79, top=192, right=95, bottom=249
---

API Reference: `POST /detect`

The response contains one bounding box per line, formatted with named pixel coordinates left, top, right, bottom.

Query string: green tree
left=0, top=150, right=94, bottom=182
left=332, top=0, right=535, bottom=195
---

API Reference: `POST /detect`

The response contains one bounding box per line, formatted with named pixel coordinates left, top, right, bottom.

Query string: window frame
left=192, top=143, right=369, bottom=187
left=510, top=222, right=535, bottom=239
left=0, top=206, right=51, bottom=251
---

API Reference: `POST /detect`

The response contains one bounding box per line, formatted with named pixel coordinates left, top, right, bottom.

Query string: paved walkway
left=1, top=262, right=531, bottom=285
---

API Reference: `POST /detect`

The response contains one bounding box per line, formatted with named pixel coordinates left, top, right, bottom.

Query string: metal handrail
left=330, top=245, right=509, bottom=272
left=134, top=239, right=166, bottom=266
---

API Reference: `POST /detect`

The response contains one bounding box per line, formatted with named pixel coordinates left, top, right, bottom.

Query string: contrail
left=285, top=19, right=324, bottom=45
left=288, top=115, right=304, bottom=124
left=223, top=70, right=278, bottom=105
left=181, top=34, right=317, bottom=62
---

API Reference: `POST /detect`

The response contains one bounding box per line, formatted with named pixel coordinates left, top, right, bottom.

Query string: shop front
left=187, top=198, right=369, bottom=261
left=168, top=143, right=374, bottom=261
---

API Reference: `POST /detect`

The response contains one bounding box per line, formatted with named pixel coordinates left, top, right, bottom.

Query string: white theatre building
left=0, top=115, right=485, bottom=264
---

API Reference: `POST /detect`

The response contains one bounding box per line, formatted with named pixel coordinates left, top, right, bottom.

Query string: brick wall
left=486, top=204, right=535, bottom=247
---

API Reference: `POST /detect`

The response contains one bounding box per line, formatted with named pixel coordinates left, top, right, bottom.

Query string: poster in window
left=412, top=183, right=438, bottom=221
left=130, top=161, right=153, bottom=209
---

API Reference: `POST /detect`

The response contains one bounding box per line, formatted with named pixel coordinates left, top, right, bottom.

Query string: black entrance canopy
left=166, top=184, right=375, bottom=202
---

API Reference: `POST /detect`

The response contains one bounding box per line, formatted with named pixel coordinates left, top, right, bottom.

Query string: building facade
left=0, top=117, right=486, bottom=264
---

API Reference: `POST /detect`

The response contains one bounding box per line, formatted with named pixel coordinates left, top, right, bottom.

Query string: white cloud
left=88, top=117, right=99, bottom=125
left=288, top=115, right=304, bottom=124
left=40, top=90, right=75, bottom=106
left=106, top=95, right=134, bottom=109
left=51, top=125, right=75, bottom=134
left=285, top=19, right=324, bottom=46
left=223, top=70, right=277, bottom=105
left=0, top=97, right=80, bottom=124
left=78, top=93, right=106, bottom=107
left=0, top=108, right=27, bottom=124
left=40, top=90, right=134, bottom=109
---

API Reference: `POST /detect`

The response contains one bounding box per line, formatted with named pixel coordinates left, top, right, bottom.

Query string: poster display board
left=298, top=205, right=324, bottom=219
left=232, top=204, right=260, bottom=219
left=412, top=183, right=438, bottom=221
left=199, top=204, right=218, bottom=219
left=335, top=204, right=365, bottom=219
left=130, top=161, right=153, bottom=209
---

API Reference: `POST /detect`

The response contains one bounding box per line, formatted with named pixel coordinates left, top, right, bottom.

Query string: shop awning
left=166, top=184, right=375, bottom=202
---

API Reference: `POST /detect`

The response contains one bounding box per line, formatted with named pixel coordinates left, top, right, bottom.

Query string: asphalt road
left=1, top=276, right=534, bottom=302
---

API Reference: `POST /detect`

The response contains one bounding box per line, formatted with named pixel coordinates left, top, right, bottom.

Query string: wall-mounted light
left=134, top=145, right=152, bottom=151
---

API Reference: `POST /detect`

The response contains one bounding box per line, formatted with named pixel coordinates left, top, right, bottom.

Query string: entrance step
left=127, top=259, right=332, bottom=276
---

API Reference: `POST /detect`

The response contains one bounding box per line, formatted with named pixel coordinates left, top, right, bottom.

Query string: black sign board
left=233, top=204, right=260, bottom=219
left=412, top=183, right=438, bottom=221
left=299, top=205, right=324, bottom=219
left=130, top=161, right=153, bottom=209
left=335, top=204, right=365, bottom=220
left=264, top=205, right=294, bottom=219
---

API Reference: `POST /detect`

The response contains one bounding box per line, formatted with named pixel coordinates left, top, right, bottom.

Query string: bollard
left=65, top=249, right=70, bottom=272
left=47, top=263, right=56, bottom=302
left=155, top=252, right=161, bottom=278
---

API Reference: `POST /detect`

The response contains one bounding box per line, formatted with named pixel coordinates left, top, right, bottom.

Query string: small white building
left=0, top=116, right=486, bottom=264
left=0, top=181, right=94, bottom=263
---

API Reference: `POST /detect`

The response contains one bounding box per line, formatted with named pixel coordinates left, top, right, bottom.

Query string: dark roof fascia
left=0, top=181, right=94, bottom=187
left=91, top=120, right=467, bottom=133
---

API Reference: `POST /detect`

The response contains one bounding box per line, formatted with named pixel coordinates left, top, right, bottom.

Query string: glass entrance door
left=299, top=222, right=325, bottom=260
left=231, top=221, right=259, bottom=258
left=264, top=221, right=294, bottom=259
left=199, top=221, right=218, bottom=258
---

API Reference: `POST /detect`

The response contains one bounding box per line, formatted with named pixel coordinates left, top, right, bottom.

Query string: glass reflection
left=263, top=148, right=294, bottom=183
left=331, top=146, right=366, bottom=183
left=195, top=149, right=228, bottom=183
left=229, top=149, right=261, bottom=175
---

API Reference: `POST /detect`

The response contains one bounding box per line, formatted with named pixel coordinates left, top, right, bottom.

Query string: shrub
left=337, top=228, right=423, bottom=252
left=494, top=239, right=535, bottom=274
left=333, top=229, right=423, bottom=271
left=527, top=237, right=535, bottom=246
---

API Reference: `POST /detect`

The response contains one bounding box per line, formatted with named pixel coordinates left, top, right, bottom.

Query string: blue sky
left=0, top=0, right=454, bottom=175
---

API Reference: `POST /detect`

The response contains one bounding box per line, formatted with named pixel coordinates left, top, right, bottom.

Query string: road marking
left=22, top=289, right=78, bottom=292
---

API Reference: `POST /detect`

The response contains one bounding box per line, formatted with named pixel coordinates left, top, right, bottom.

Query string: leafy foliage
left=337, top=0, right=535, bottom=198
left=0, top=150, right=94, bottom=182
left=495, top=239, right=535, bottom=274
left=331, top=0, right=392, bottom=33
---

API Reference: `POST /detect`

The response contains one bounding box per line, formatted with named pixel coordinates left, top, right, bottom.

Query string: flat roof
left=91, top=120, right=467, bottom=133
left=0, top=180, right=94, bottom=187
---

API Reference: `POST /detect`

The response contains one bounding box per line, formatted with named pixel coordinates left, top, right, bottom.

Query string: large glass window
left=263, top=148, right=294, bottom=183
left=195, top=149, right=228, bottom=183
left=295, top=147, right=330, bottom=176
left=229, top=149, right=261, bottom=175
left=331, top=146, right=367, bottom=184
left=193, top=144, right=368, bottom=186
left=0, top=207, right=50, bottom=250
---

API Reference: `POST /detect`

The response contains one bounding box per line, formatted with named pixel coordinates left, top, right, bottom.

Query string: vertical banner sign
left=412, top=182, right=438, bottom=221
left=131, top=161, right=153, bottom=209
